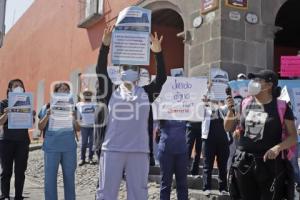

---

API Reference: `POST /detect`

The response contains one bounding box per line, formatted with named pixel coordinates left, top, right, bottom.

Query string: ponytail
left=272, top=86, right=281, bottom=98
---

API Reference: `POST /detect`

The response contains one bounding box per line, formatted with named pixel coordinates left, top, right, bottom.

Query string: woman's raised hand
left=102, top=25, right=114, bottom=46
left=150, top=32, right=163, bottom=53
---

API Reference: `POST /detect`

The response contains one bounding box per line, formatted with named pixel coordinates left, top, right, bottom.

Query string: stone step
left=148, top=174, right=220, bottom=190
left=189, top=189, right=231, bottom=200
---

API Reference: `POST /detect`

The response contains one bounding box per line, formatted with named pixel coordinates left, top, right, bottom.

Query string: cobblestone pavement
left=22, top=149, right=300, bottom=200
left=25, top=148, right=183, bottom=200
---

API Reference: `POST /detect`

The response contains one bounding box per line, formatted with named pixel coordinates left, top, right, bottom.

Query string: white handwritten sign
left=152, top=77, right=207, bottom=121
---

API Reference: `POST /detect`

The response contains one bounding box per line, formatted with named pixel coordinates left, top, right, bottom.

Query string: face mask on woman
left=12, top=86, right=24, bottom=93
left=248, top=80, right=261, bottom=96
left=121, top=69, right=140, bottom=83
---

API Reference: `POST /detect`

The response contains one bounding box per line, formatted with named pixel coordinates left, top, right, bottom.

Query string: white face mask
left=12, top=86, right=24, bottom=93
left=121, top=69, right=139, bottom=83
left=248, top=80, right=261, bottom=96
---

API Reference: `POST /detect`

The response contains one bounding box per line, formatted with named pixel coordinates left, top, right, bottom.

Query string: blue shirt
left=38, top=105, right=77, bottom=152
left=158, top=120, right=187, bottom=154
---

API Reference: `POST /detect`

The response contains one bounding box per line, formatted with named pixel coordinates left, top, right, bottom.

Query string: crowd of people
left=0, top=24, right=299, bottom=200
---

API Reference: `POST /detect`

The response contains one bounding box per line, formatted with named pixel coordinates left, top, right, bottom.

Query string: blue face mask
left=121, top=69, right=139, bottom=82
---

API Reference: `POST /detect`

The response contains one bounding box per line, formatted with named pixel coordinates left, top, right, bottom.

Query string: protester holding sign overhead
left=224, top=70, right=297, bottom=200
left=94, top=20, right=166, bottom=199
left=0, top=79, right=33, bottom=200
left=38, top=82, right=80, bottom=200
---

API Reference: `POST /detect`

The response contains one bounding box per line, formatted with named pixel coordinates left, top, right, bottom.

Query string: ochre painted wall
left=0, top=0, right=184, bottom=104
left=0, top=0, right=139, bottom=101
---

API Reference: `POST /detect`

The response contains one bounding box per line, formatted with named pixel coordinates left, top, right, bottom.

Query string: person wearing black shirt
left=224, top=70, right=297, bottom=200
left=0, top=79, right=31, bottom=200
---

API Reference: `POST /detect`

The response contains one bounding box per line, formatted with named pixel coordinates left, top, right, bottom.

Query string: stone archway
left=138, top=0, right=183, bottom=16
left=137, top=0, right=185, bottom=76
left=273, top=0, right=300, bottom=77
left=261, top=0, right=288, bottom=25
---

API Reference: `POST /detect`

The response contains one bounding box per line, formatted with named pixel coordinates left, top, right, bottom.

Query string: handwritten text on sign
left=152, top=77, right=208, bottom=121
left=281, top=56, right=300, bottom=77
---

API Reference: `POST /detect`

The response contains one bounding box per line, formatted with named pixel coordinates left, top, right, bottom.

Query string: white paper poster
left=48, top=94, right=74, bottom=131
left=292, top=88, right=300, bottom=126
left=278, top=86, right=291, bottom=102
left=210, top=68, right=229, bottom=100
left=8, top=92, right=33, bottom=129
left=152, top=77, right=207, bottom=121
left=112, top=6, right=151, bottom=65
left=171, top=68, right=184, bottom=77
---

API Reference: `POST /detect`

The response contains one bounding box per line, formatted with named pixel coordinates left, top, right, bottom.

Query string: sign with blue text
left=8, top=92, right=33, bottom=129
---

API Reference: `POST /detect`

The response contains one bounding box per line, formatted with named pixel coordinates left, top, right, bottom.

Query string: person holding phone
left=224, top=70, right=297, bottom=199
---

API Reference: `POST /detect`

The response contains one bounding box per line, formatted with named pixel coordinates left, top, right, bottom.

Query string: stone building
left=0, top=0, right=299, bottom=99
left=136, top=0, right=300, bottom=79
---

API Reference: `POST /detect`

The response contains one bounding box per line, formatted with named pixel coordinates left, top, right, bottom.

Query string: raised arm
left=144, top=32, right=167, bottom=102
left=96, top=25, right=114, bottom=103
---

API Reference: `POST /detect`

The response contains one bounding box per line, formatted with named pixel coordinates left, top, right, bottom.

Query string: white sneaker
left=203, top=190, right=211, bottom=196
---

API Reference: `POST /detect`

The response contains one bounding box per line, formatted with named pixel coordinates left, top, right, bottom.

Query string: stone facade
left=138, top=0, right=288, bottom=79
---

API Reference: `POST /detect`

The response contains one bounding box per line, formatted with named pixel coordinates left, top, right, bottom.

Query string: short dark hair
left=53, top=82, right=70, bottom=93
left=6, top=79, right=25, bottom=97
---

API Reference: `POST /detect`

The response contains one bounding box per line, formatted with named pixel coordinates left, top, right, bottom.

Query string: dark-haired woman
left=224, top=70, right=297, bottom=200
left=0, top=79, right=31, bottom=200
left=38, top=82, right=80, bottom=200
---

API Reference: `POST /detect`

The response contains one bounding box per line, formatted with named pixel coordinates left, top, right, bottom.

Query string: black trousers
left=234, top=154, right=288, bottom=200
left=0, top=140, right=29, bottom=199
left=202, top=138, right=229, bottom=191
left=186, top=125, right=202, bottom=173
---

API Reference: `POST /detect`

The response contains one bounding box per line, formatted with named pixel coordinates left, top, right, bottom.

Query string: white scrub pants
left=96, top=151, right=149, bottom=200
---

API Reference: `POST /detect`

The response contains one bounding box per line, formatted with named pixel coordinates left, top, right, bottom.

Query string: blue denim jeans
left=80, top=127, right=94, bottom=161
left=44, top=150, right=77, bottom=200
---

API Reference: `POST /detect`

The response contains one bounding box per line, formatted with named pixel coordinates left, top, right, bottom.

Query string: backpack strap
left=277, top=99, right=296, bottom=160
left=241, top=96, right=253, bottom=114
left=276, top=99, right=286, bottom=126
